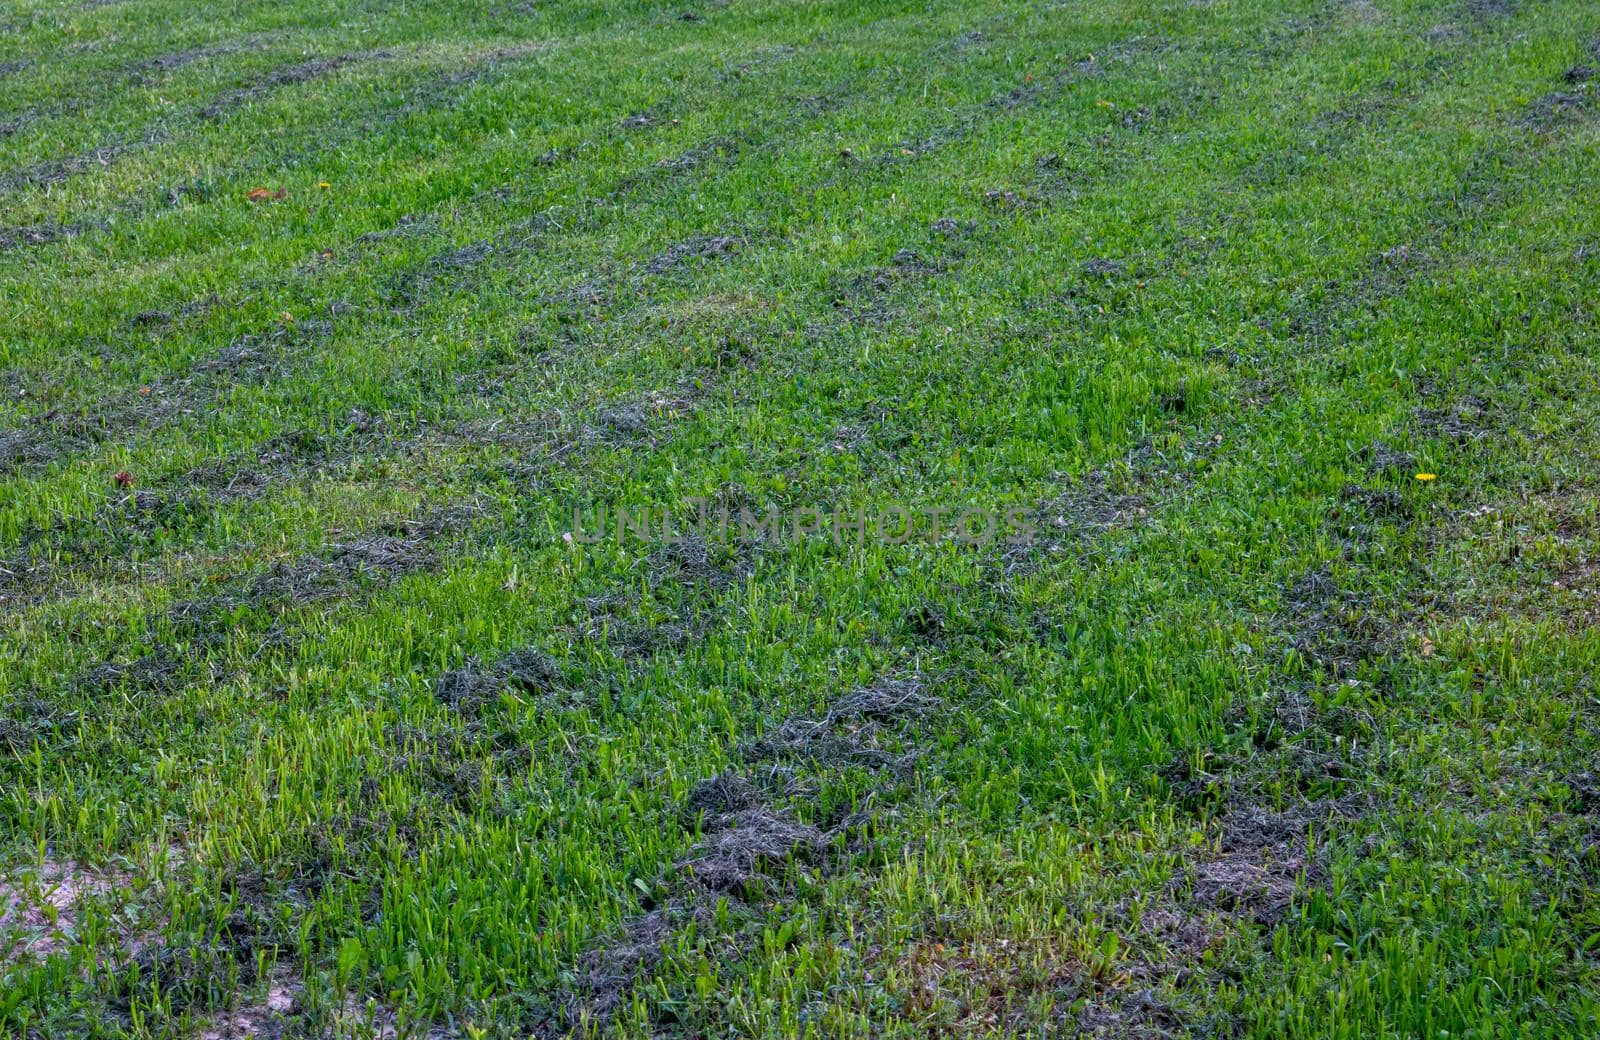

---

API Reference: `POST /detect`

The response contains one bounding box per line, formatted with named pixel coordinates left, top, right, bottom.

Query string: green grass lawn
left=2, top=0, right=1599, bottom=1036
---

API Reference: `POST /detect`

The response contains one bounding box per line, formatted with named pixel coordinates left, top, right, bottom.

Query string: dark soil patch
left=827, top=676, right=940, bottom=721
left=1410, top=393, right=1494, bottom=444
left=0, top=426, right=72, bottom=474
left=645, top=535, right=758, bottom=592
left=583, top=389, right=697, bottom=447
left=105, top=912, right=263, bottom=1020
left=1166, top=676, right=1379, bottom=820
left=674, top=808, right=826, bottom=894
left=1338, top=483, right=1411, bottom=521
left=73, top=650, right=183, bottom=700
left=0, top=694, right=76, bottom=756
left=356, top=212, right=440, bottom=245
left=929, top=216, right=973, bottom=237
left=0, top=137, right=156, bottom=193
left=131, top=42, right=241, bottom=79
left=0, top=547, right=56, bottom=605
left=151, top=510, right=470, bottom=642
left=1280, top=564, right=1392, bottom=676
left=0, top=109, right=34, bottom=138
left=200, top=53, right=376, bottom=119
left=556, top=899, right=718, bottom=1029
left=612, top=134, right=742, bottom=196
left=571, top=594, right=705, bottom=662
left=1317, top=85, right=1403, bottom=128
left=1518, top=82, right=1596, bottom=131
left=1186, top=790, right=1368, bottom=932
left=1177, top=841, right=1308, bottom=928
left=1463, top=0, right=1519, bottom=22
left=1081, top=257, right=1129, bottom=278
left=0, top=222, right=87, bottom=251
left=165, top=317, right=331, bottom=402
left=679, top=771, right=764, bottom=826
left=541, top=278, right=608, bottom=311
left=1334, top=483, right=1416, bottom=550
left=1, top=410, right=395, bottom=610
left=243, top=518, right=450, bottom=603
left=184, top=408, right=390, bottom=502
left=384, top=238, right=504, bottom=310
left=740, top=676, right=935, bottom=775
left=640, top=233, right=744, bottom=276
left=1363, top=440, right=1418, bottom=476
left=824, top=231, right=961, bottom=325
left=1033, top=468, right=1151, bottom=540
left=385, top=723, right=500, bottom=815
left=894, top=926, right=1207, bottom=1039
left=4, top=319, right=335, bottom=478
left=433, top=646, right=562, bottom=718
left=570, top=906, right=681, bottom=1018
left=1010, top=432, right=1225, bottom=573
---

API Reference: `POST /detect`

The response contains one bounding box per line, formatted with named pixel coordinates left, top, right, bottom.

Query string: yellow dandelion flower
left=1414, top=472, right=1436, bottom=481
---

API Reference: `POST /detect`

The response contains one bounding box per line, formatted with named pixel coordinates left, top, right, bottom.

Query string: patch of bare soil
left=740, top=676, right=937, bottom=775
left=1178, top=835, right=1311, bottom=929
left=645, top=534, right=759, bottom=592
left=130, top=41, right=241, bottom=79
left=0, top=692, right=76, bottom=757
left=1, top=860, right=134, bottom=962
left=1410, top=392, right=1495, bottom=444
left=243, top=510, right=467, bottom=603
left=1424, top=487, right=1600, bottom=629
left=1158, top=674, right=1381, bottom=967
left=893, top=927, right=1208, bottom=1039
left=555, top=899, right=716, bottom=1032
left=383, top=237, right=505, bottom=311
left=675, top=808, right=827, bottom=894
left=555, top=807, right=812, bottom=1031
left=0, top=136, right=160, bottom=193
left=197, top=967, right=298, bottom=1040
left=433, top=646, right=563, bottom=717
left=2, top=318, right=336, bottom=480
left=154, top=508, right=471, bottom=656
left=640, top=232, right=745, bottom=276
left=185, top=408, right=391, bottom=502
left=558, top=676, right=941, bottom=1031
left=1033, top=467, right=1151, bottom=539
left=582, top=388, right=698, bottom=447
left=200, top=52, right=381, bottom=119
left=1006, top=432, right=1222, bottom=575
left=1279, top=564, right=1395, bottom=676
left=1521, top=77, right=1595, bottom=130
left=570, top=593, right=705, bottom=662
left=0, top=416, right=87, bottom=474
left=74, top=649, right=183, bottom=699
left=0, top=544, right=54, bottom=605
left=823, top=234, right=963, bottom=326
left=610, top=134, right=744, bottom=198
left=1363, top=440, right=1418, bottom=477
left=0, top=222, right=87, bottom=251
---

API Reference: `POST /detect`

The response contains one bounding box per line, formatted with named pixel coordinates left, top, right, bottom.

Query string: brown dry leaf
left=246, top=187, right=287, bottom=203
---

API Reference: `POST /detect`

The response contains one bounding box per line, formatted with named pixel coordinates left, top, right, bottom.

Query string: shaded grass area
left=3, top=0, right=1600, bottom=1036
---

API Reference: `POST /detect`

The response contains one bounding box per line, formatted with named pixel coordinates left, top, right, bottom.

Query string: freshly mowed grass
left=3, top=0, right=1600, bottom=1036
